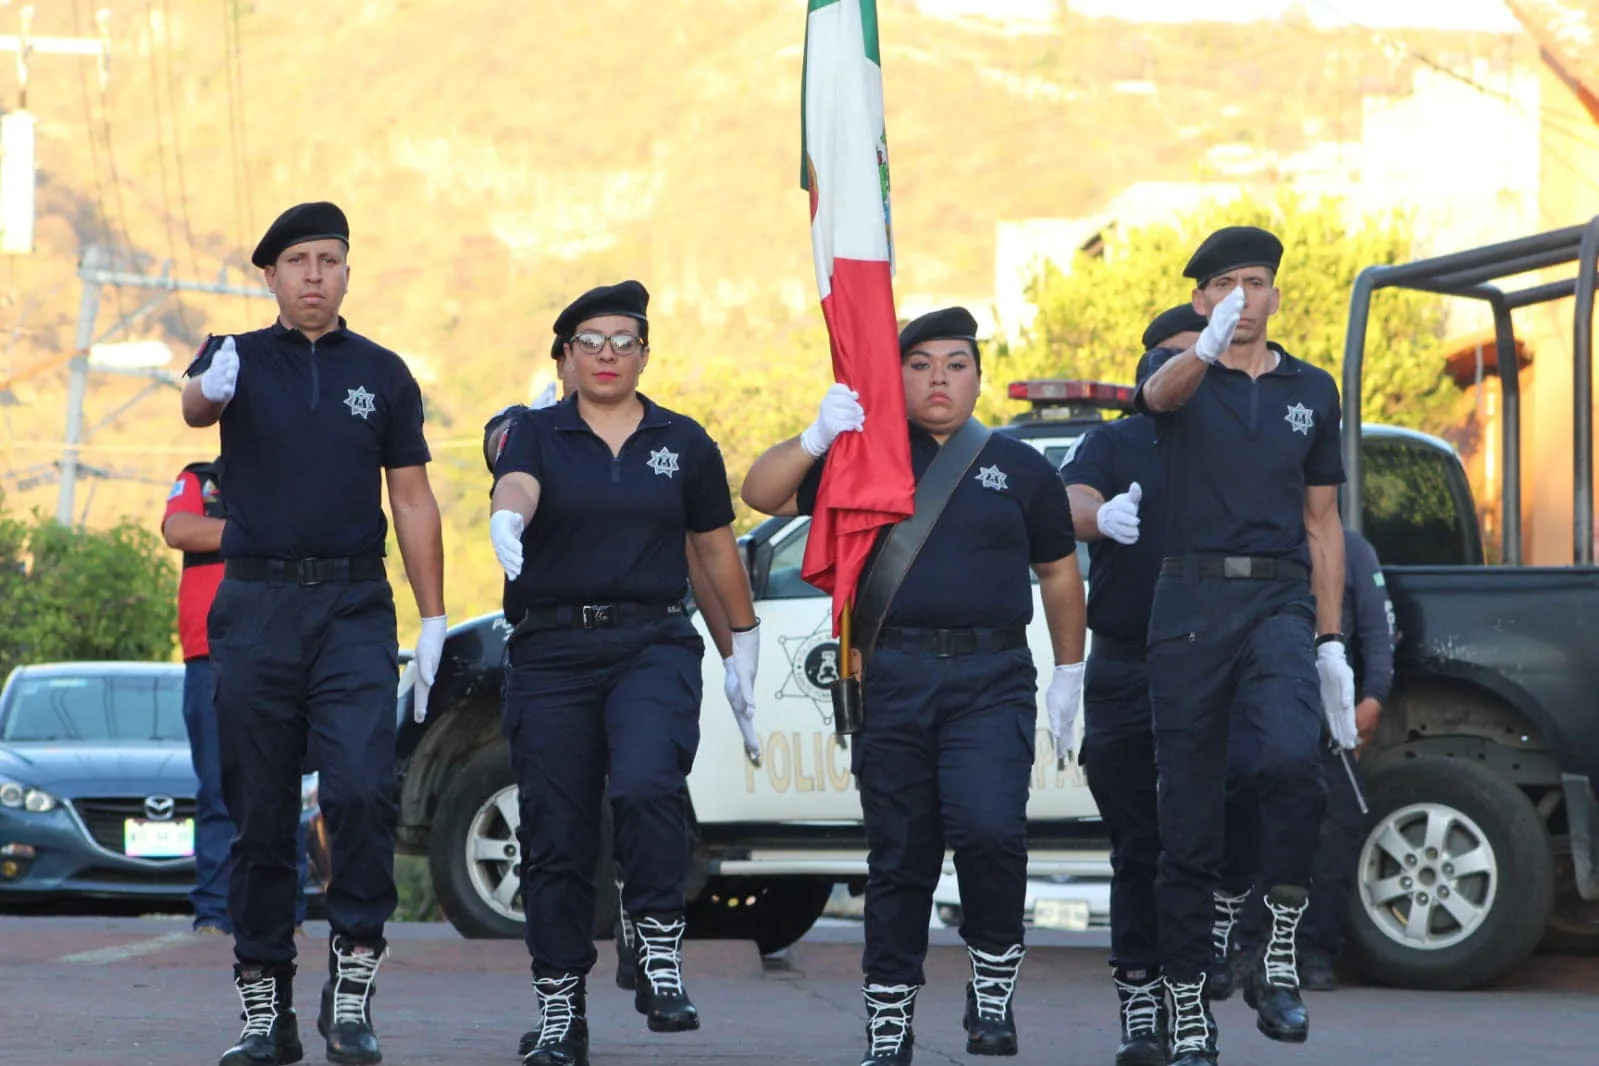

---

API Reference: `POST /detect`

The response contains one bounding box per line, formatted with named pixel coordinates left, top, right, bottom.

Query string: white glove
left=529, top=381, right=558, bottom=410
left=1194, top=287, right=1245, bottom=364
left=1096, top=482, right=1142, bottom=545
left=1046, top=662, right=1085, bottom=769
left=490, top=510, right=525, bottom=581
left=723, top=656, right=761, bottom=765
left=412, top=615, right=447, bottom=723
left=1317, top=640, right=1359, bottom=749
left=199, top=336, right=239, bottom=403
left=799, top=383, right=866, bottom=458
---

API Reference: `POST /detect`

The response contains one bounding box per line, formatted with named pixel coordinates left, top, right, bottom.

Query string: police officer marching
left=741, top=307, right=1086, bottom=1066
left=1134, top=227, right=1356, bottom=1065
left=488, top=281, right=761, bottom=1066
left=182, top=201, right=449, bottom=1066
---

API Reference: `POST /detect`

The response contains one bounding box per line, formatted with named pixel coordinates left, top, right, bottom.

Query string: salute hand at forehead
left=1193, top=285, right=1245, bottom=365
left=799, top=383, right=866, bottom=458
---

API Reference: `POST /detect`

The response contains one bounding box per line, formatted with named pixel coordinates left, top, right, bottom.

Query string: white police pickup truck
left=389, top=379, right=1489, bottom=978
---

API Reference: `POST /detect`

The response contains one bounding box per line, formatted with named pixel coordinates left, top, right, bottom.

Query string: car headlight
left=0, top=777, right=58, bottom=813
left=301, top=773, right=319, bottom=813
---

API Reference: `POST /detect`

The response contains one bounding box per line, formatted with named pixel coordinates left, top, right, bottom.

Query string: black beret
left=251, top=201, right=349, bottom=269
left=1141, top=304, right=1209, bottom=351
left=550, top=336, right=565, bottom=360
left=552, top=280, right=650, bottom=340
left=1183, top=225, right=1283, bottom=286
left=898, top=306, right=980, bottom=357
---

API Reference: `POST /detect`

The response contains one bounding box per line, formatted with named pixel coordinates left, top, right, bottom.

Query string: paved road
left=3, top=916, right=1594, bottom=1065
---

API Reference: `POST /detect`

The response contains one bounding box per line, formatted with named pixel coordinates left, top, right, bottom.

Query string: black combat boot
left=614, top=888, right=638, bottom=991
left=1164, top=974, right=1218, bottom=1066
left=1205, top=888, right=1249, bottom=1001
left=1242, top=885, right=1311, bottom=1043
left=517, top=974, right=590, bottom=1066
left=632, top=913, right=699, bottom=1032
left=219, top=961, right=303, bottom=1066
left=860, top=983, right=918, bottom=1066
left=1110, top=967, right=1165, bottom=1066
left=316, top=935, right=387, bottom=1065
left=961, top=943, right=1024, bottom=1056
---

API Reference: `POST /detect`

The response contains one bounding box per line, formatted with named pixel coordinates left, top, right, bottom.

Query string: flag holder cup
left=830, top=604, right=864, bottom=736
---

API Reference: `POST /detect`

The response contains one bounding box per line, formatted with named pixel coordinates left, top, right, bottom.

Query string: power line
left=227, top=1, right=254, bottom=234
left=67, top=0, right=119, bottom=285
left=139, top=0, right=190, bottom=341
left=221, top=0, right=248, bottom=280
left=156, top=0, right=202, bottom=290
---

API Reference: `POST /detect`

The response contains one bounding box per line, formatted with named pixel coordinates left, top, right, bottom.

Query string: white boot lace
left=1166, top=975, right=1212, bottom=1056
left=1211, top=888, right=1249, bottom=960
left=236, top=973, right=279, bottom=1038
left=863, top=983, right=918, bottom=1057
left=967, top=943, right=1025, bottom=1021
left=1263, top=892, right=1307, bottom=988
left=530, top=974, right=582, bottom=1049
left=331, top=943, right=385, bottom=1026
left=1113, top=973, right=1162, bottom=1039
left=634, top=915, right=686, bottom=997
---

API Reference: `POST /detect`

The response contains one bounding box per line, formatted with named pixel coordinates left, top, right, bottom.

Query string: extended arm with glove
left=1316, top=639, right=1358, bottom=750
left=1046, top=662, right=1086, bottom=770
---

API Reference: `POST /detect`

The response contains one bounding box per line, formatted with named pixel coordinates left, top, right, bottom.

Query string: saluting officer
left=741, top=307, right=1086, bottom=1066
left=1134, top=227, right=1356, bottom=1065
left=489, top=281, right=762, bottom=1066
left=182, top=201, right=448, bottom=1066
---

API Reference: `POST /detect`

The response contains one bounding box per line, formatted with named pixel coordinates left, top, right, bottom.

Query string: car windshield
left=0, top=673, right=187, bottom=743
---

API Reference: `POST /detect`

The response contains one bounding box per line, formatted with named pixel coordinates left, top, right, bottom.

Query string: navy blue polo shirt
left=493, top=393, right=735, bottom=620
left=1060, top=414, right=1164, bottom=646
left=796, top=424, right=1076, bottom=630
left=1134, top=343, right=1343, bottom=567
left=185, top=320, right=429, bottom=560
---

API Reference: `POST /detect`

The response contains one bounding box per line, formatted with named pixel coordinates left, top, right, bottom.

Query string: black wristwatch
left=1314, top=633, right=1341, bottom=647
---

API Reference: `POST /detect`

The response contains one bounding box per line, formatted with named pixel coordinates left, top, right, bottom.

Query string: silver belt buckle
left=581, top=604, right=616, bottom=629
left=1223, top=557, right=1251, bottom=579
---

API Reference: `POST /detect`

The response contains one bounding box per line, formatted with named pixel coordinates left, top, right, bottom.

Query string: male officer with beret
left=742, top=307, right=1086, bottom=1066
left=182, top=201, right=448, bottom=1066
left=1134, top=226, right=1356, bottom=1065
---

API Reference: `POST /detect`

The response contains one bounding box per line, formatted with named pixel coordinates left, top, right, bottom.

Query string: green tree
left=984, top=193, right=1457, bottom=434
left=0, top=504, right=178, bottom=678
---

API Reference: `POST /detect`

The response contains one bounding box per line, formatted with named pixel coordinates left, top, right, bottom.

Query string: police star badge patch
left=975, top=464, right=1008, bottom=491
left=648, top=446, right=680, bottom=478
left=1284, top=402, right=1314, bottom=436
left=344, top=386, right=377, bottom=420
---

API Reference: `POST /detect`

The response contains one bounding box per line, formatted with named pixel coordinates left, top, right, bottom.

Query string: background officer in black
left=489, top=281, right=761, bottom=1066
left=741, top=307, right=1085, bottom=1066
left=1237, top=525, right=1394, bottom=990
left=182, top=201, right=447, bottom=1066
left=1135, top=226, right=1355, bottom=1065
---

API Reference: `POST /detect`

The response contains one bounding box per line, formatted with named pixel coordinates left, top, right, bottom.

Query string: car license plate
left=124, top=818, right=195, bottom=858
left=1033, top=898, right=1091, bottom=931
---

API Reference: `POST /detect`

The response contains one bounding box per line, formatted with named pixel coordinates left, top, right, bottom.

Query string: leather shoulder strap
left=850, top=417, right=992, bottom=665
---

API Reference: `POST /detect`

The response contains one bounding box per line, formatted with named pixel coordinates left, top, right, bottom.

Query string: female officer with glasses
left=488, top=280, right=761, bottom=1066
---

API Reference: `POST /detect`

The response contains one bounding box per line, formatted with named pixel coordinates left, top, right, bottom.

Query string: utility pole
left=55, top=244, right=273, bottom=525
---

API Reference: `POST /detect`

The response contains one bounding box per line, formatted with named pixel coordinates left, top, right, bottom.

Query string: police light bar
left=1007, top=379, right=1136, bottom=409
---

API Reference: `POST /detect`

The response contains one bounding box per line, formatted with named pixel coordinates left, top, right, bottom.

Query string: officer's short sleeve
left=162, top=471, right=203, bottom=525
left=1306, top=376, right=1345, bottom=486
left=1025, top=456, right=1077, bottom=564
left=1059, top=424, right=1118, bottom=498
left=685, top=431, right=736, bottom=533
left=482, top=405, right=527, bottom=476
left=182, top=335, right=222, bottom=379
left=794, top=455, right=828, bottom=516
left=1132, top=347, right=1180, bottom=416
left=494, top=410, right=544, bottom=484
left=382, top=370, right=431, bottom=469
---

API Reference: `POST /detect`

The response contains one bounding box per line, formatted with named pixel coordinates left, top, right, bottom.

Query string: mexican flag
left=799, top=0, right=916, bottom=636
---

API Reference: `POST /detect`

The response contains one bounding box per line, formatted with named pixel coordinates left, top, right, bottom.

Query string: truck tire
left=1348, top=756, right=1553, bottom=990
left=684, top=876, right=834, bottom=955
left=429, top=743, right=618, bottom=941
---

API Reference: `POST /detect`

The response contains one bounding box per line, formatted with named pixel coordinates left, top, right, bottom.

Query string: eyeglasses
left=569, top=331, right=643, bottom=356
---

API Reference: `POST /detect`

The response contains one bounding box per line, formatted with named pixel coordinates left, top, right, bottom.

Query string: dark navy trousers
left=857, top=642, right=1036, bottom=986
left=181, top=656, right=309, bottom=933
left=209, top=578, right=400, bottom=965
left=501, top=616, right=704, bottom=977
left=1146, top=573, right=1327, bottom=982
left=1081, top=642, right=1260, bottom=974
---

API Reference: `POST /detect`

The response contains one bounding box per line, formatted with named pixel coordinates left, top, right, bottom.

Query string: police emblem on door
left=777, top=618, right=843, bottom=724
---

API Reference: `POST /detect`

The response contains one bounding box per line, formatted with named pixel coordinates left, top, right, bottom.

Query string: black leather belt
left=1160, top=554, right=1308, bottom=583
left=876, top=626, right=1027, bottom=658
left=513, top=601, right=685, bottom=633
left=225, top=557, right=386, bottom=585
left=1089, top=634, right=1146, bottom=662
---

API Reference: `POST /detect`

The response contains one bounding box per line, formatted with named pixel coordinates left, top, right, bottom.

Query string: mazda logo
left=144, top=795, right=176, bottom=821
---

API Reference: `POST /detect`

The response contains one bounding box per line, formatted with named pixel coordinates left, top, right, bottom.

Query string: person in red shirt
left=163, top=457, right=309, bottom=935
